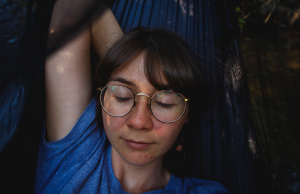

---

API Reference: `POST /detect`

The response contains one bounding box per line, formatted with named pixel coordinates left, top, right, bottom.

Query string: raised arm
left=45, top=1, right=122, bottom=142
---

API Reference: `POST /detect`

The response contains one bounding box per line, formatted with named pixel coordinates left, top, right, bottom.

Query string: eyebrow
left=108, top=77, right=137, bottom=87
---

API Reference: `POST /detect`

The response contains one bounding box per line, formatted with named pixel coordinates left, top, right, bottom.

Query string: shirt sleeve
left=35, top=98, right=106, bottom=194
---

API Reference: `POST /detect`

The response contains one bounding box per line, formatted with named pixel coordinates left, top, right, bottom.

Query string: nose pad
left=135, top=93, right=150, bottom=101
left=127, top=94, right=153, bottom=130
left=134, top=93, right=151, bottom=108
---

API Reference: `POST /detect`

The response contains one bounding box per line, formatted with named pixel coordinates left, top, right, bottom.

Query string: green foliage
left=238, top=17, right=246, bottom=29
left=236, top=7, right=245, bottom=29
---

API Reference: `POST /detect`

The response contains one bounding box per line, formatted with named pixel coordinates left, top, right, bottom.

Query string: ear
left=176, top=144, right=183, bottom=151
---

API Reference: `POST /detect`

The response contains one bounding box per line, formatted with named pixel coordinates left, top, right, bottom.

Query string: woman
left=35, top=2, right=229, bottom=194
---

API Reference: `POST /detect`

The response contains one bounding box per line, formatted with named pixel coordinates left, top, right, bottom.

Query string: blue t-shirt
left=35, top=98, right=230, bottom=194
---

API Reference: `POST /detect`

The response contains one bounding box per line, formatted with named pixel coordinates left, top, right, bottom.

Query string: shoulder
left=171, top=176, right=230, bottom=194
left=35, top=98, right=106, bottom=193
left=38, top=97, right=101, bottom=155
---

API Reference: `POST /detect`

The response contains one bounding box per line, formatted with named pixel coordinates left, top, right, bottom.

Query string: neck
left=111, top=147, right=171, bottom=193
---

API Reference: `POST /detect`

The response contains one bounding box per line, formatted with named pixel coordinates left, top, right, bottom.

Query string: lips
left=124, top=139, right=153, bottom=150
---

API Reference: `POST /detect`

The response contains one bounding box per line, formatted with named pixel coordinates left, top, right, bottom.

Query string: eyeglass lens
left=100, top=85, right=186, bottom=123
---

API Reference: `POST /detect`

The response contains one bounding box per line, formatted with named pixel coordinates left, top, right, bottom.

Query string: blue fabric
left=35, top=98, right=230, bottom=194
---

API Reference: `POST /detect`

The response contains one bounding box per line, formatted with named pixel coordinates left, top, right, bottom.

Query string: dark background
left=237, top=0, right=300, bottom=193
left=0, top=0, right=299, bottom=193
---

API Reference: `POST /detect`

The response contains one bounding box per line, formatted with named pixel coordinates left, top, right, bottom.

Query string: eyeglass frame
left=97, top=85, right=189, bottom=123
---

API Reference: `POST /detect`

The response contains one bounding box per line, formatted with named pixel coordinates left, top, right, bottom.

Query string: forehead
left=110, top=53, right=146, bottom=83
left=109, top=53, right=168, bottom=91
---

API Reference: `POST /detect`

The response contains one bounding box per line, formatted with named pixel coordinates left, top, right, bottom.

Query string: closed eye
left=115, top=97, right=133, bottom=102
left=155, top=101, right=173, bottom=109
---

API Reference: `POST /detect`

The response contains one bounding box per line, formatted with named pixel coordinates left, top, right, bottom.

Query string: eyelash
left=155, top=101, right=173, bottom=109
left=116, top=97, right=132, bottom=102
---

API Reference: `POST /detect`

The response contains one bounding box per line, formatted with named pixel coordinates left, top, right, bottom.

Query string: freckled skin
left=103, top=53, right=189, bottom=167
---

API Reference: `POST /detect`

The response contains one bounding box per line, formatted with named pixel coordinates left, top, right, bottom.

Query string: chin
left=113, top=145, right=164, bottom=166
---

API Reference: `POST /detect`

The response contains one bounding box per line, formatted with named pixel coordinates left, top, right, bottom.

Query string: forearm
left=45, top=1, right=122, bottom=142
left=45, top=0, right=92, bottom=142
left=91, top=3, right=123, bottom=58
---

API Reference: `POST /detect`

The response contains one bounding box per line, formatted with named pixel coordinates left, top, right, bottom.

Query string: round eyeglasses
left=97, top=85, right=189, bottom=123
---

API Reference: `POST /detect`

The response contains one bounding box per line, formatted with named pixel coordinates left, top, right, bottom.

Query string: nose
left=126, top=95, right=153, bottom=130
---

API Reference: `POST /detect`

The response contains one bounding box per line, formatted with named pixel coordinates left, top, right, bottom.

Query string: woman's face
left=102, top=53, right=189, bottom=166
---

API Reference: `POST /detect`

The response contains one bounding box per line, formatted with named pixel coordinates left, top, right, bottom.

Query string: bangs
left=143, top=29, right=203, bottom=98
left=96, top=27, right=203, bottom=96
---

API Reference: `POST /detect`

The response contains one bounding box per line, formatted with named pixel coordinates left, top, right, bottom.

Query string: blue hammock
left=0, top=0, right=264, bottom=193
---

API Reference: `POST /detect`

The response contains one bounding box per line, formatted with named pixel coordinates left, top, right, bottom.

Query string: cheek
left=153, top=122, right=164, bottom=135
left=153, top=121, right=183, bottom=147
left=102, top=110, right=126, bottom=134
left=153, top=117, right=185, bottom=137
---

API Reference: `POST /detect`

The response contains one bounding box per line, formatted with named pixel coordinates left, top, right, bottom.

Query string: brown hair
left=94, top=27, right=211, bottom=177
